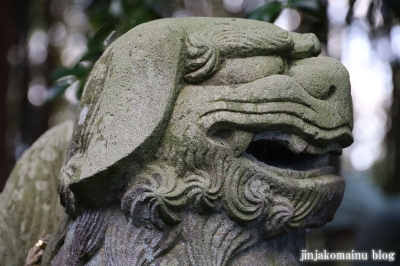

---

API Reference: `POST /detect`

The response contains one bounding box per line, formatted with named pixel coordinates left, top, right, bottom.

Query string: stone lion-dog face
left=60, top=18, right=353, bottom=239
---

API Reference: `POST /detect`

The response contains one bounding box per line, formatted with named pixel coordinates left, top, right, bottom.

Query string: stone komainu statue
left=0, top=18, right=353, bottom=265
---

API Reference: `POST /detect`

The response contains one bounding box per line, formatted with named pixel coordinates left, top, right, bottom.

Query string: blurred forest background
left=1, top=0, right=400, bottom=265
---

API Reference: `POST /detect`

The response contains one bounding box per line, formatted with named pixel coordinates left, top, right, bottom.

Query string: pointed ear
left=66, top=21, right=186, bottom=206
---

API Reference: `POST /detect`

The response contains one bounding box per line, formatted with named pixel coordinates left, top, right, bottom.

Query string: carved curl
left=222, top=168, right=272, bottom=223
left=121, top=166, right=187, bottom=230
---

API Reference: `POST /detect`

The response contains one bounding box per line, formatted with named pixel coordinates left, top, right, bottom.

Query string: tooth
left=229, top=131, right=253, bottom=157
left=304, top=142, right=343, bottom=155
left=288, top=134, right=308, bottom=153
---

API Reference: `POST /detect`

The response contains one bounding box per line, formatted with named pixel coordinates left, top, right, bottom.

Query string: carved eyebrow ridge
left=184, top=27, right=321, bottom=84
left=213, top=98, right=312, bottom=108
left=184, top=27, right=294, bottom=84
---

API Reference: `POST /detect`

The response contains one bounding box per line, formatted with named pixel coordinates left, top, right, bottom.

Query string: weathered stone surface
left=0, top=121, right=73, bottom=266
left=2, top=17, right=353, bottom=265
left=52, top=17, right=352, bottom=265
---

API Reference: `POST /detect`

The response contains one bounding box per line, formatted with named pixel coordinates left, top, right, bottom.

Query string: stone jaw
left=121, top=148, right=345, bottom=238
left=47, top=17, right=353, bottom=265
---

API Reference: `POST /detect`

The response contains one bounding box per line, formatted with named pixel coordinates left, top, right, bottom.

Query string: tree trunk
left=0, top=0, right=16, bottom=191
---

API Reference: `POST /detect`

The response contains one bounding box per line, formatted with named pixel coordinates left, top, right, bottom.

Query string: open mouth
left=244, top=131, right=341, bottom=173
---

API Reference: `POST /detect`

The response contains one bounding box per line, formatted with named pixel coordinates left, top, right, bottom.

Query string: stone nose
left=287, top=57, right=350, bottom=100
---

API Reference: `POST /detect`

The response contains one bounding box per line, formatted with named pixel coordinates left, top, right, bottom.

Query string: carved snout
left=288, top=57, right=350, bottom=100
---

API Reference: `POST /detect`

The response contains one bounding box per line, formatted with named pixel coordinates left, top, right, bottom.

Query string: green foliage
left=48, top=0, right=335, bottom=103
left=288, top=0, right=325, bottom=18
left=246, top=1, right=283, bottom=22
left=47, top=0, right=162, bottom=101
left=246, top=0, right=326, bottom=23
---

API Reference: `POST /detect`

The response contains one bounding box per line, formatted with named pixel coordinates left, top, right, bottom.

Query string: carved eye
left=200, top=56, right=285, bottom=85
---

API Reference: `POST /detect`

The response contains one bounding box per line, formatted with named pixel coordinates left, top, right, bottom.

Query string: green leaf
left=288, top=0, right=326, bottom=18
left=46, top=0, right=164, bottom=102
left=121, top=0, right=140, bottom=11
left=47, top=75, right=77, bottom=102
left=48, top=68, right=75, bottom=84
left=87, top=23, right=117, bottom=51
left=246, top=1, right=283, bottom=23
left=48, top=62, right=92, bottom=83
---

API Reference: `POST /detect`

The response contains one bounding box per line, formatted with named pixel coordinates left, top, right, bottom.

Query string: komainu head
left=60, top=18, right=353, bottom=238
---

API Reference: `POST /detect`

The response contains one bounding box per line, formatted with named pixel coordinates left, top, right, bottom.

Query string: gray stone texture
left=0, top=121, right=73, bottom=266
left=0, top=18, right=353, bottom=266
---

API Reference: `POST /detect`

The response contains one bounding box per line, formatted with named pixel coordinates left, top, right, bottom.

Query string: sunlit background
left=1, top=0, right=400, bottom=265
